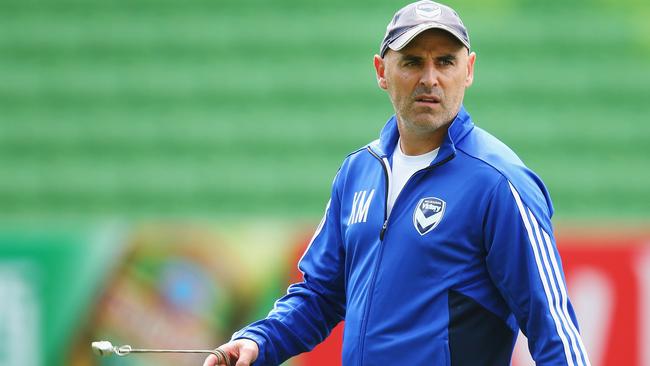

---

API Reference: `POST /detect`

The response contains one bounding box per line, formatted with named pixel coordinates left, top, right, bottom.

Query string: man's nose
left=419, top=64, right=439, bottom=88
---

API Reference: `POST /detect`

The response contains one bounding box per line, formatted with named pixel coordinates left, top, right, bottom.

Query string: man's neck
left=398, top=124, right=450, bottom=156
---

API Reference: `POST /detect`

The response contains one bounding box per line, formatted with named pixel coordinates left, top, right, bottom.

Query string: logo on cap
left=416, top=3, right=442, bottom=19
left=413, top=197, right=446, bottom=235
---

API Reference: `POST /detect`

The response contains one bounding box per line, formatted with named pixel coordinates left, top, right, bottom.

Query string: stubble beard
left=397, top=101, right=455, bottom=136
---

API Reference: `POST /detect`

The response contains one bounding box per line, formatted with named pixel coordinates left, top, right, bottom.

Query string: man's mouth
left=414, top=95, right=441, bottom=105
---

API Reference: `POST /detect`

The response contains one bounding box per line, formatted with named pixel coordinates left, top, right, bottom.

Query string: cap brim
left=388, top=23, right=470, bottom=52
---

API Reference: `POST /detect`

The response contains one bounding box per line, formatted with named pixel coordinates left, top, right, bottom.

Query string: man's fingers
left=204, top=339, right=257, bottom=366
left=203, top=354, right=218, bottom=366
left=234, top=347, right=255, bottom=366
left=203, top=352, right=233, bottom=366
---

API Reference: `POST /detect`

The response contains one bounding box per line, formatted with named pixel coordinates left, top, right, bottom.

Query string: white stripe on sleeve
left=541, top=229, right=592, bottom=366
left=297, top=199, right=331, bottom=275
left=508, top=182, right=575, bottom=366
left=528, top=209, right=585, bottom=366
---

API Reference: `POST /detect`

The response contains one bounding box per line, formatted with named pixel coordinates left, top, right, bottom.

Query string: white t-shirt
left=387, top=139, right=439, bottom=217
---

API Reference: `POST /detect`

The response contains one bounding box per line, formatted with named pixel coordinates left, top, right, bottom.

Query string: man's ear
left=465, top=51, right=476, bottom=87
left=374, top=54, right=388, bottom=90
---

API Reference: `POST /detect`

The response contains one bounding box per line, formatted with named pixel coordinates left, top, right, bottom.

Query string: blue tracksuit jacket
left=233, top=106, right=591, bottom=366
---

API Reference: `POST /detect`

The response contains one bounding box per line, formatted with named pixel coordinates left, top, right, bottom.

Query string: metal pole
left=91, top=341, right=231, bottom=366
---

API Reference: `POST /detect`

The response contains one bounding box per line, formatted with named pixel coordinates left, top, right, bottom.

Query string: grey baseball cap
left=380, top=0, right=470, bottom=58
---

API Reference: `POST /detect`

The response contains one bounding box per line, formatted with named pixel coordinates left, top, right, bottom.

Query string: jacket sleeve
left=483, top=176, right=591, bottom=366
left=232, top=171, right=346, bottom=366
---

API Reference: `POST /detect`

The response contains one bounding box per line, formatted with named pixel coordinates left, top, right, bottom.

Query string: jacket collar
left=369, top=105, right=474, bottom=165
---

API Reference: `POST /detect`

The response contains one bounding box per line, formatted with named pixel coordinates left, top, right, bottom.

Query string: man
left=205, top=1, right=591, bottom=365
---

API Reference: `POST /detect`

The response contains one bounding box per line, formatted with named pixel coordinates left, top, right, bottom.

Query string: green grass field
left=1, top=0, right=649, bottom=221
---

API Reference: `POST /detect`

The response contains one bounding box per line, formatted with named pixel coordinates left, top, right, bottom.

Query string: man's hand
left=203, top=339, right=259, bottom=366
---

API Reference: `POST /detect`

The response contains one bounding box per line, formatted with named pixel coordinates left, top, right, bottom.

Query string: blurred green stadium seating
left=1, top=0, right=649, bottom=221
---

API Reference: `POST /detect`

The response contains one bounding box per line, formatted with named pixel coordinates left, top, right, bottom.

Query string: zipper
left=379, top=220, right=388, bottom=241
left=356, top=148, right=390, bottom=366
left=356, top=146, right=454, bottom=365
left=367, top=149, right=391, bottom=240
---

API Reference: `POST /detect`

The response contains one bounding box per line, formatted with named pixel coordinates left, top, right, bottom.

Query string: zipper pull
left=379, top=220, right=388, bottom=241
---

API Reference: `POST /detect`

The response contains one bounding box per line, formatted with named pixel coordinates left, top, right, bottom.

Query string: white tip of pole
left=91, top=341, right=115, bottom=356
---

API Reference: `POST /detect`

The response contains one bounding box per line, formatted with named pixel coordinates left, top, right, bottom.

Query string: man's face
left=374, top=29, right=476, bottom=136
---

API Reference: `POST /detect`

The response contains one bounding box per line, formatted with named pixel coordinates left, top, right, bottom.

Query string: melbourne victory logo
left=415, top=3, right=442, bottom=19
left=413, top=197, right=446, bottom=235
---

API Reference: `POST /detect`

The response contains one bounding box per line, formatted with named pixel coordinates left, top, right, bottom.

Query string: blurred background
left=0, top=0, right=648, bottom=365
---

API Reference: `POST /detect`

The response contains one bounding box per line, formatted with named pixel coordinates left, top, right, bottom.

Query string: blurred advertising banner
left=0, top=223, right=302, bottom=366
left=0, top=227, right=124, bottom=366
left=0, top=224, right=648, bottom=366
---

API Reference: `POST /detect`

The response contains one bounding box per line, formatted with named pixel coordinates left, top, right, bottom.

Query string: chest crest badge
left=413, top=197, right=446, bottom=235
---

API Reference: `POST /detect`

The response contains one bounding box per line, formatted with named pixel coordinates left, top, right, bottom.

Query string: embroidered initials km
left=348, top=189, right=375, bottom=225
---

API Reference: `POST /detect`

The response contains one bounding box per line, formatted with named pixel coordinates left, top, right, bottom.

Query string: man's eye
left=438, top=59, right=454, bottom=66
left=402, top=59, right=421, bottom=67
